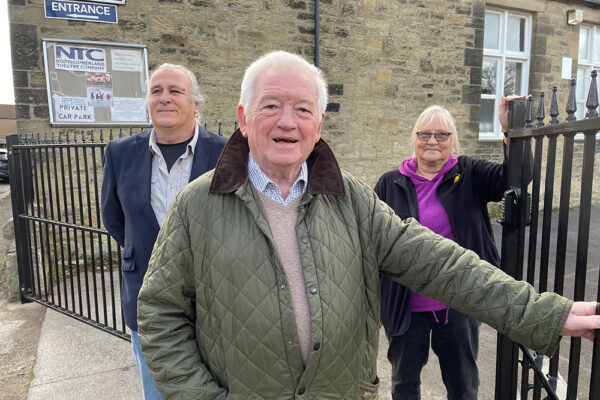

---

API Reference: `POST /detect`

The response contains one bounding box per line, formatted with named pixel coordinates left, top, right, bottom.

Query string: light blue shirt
left=247, top=153, right=307, bottom=205
left=149, top=124, right=198, bottom=227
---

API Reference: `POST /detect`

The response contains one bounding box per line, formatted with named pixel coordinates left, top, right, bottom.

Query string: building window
left=480, top=10, right=532, bottom=139
left=576, top=25, right=600, bottom=121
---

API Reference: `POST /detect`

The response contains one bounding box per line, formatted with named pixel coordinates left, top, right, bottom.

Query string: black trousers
left=386, top=309, right=480, bottom=400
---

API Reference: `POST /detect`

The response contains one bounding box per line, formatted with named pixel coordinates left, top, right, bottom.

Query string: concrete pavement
left=27, top=309, right=140, bottom=400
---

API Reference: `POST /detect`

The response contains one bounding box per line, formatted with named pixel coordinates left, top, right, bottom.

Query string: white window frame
left=480, top=9, right=532, bottom=140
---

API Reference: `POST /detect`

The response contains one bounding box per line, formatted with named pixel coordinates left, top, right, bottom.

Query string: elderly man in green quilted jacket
left=137, top=51, right=599, bottom=400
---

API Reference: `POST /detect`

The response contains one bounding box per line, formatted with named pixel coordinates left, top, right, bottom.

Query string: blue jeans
left=386, top=309, right=480, bottom=400
left=131, top=330, right=164, bottom=400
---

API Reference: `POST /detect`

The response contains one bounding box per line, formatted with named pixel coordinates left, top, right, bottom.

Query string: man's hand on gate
left=560, top=301, right=600, bottom=341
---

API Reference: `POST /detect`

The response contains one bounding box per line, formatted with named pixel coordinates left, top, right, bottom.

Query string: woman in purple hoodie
left=375, top=101, right=515, bottom=400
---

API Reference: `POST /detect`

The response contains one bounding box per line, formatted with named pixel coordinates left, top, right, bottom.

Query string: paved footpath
left=26, top=310, right=140, bottom=400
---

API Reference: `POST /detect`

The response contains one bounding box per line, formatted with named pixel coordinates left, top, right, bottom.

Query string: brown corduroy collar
left=209, top=129, right=346, bottom=196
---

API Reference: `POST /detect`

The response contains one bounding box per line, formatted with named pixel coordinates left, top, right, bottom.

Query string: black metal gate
left=497, top=75, right=600, bottom=399
left=8, top=129, right=142, bottom=340
left=8, top=124, right=229, bottom=341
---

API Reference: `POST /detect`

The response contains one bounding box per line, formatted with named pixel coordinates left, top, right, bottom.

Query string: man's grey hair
left=146, top=63, right=205, bottom=118
left=238, top=51, right=328, bottom=122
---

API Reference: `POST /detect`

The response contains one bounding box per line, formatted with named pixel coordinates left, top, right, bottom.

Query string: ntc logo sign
left=54, top=45, right=107, bottom=72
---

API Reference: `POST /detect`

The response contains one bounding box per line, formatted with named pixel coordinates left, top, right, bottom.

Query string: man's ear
left=237, top=105, right=247, bottom=137
left=314, top=113, right=326, bottom=143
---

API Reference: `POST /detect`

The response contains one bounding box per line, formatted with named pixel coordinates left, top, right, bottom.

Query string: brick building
left=7, top=0, right=600, bottom=200
left=0, top=104, right=16, bottom=138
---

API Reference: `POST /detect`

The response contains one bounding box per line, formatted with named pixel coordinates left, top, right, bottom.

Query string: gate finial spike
left=525, top=95, right=533, bottom=128
left=536, top=92, right=546, bottom=127
left=566, top=79, right=577, bottom=121
left=550, top=85, right=560, bottom=125
left=585, top=70, right=599, bottom=119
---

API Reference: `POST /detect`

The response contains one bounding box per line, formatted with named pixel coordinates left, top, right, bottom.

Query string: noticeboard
left=43, top=38, right=150, bottom=126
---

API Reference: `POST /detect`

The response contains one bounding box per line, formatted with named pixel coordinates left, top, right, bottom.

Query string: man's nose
left=159, top=91, right=171, bottom=103
left=278, top=105, right=297, bottom=128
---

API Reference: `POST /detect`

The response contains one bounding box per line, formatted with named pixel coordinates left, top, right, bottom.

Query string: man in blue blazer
left=101, top=63, right=227, bottom=399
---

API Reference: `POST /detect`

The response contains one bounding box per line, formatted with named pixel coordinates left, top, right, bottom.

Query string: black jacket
left=375, top=155, right=506, bottom=336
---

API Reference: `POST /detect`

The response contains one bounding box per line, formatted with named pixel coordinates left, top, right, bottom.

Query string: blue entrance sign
left=45, top=0, right=118, bottom=24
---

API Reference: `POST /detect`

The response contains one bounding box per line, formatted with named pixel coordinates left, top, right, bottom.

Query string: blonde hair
left=411, top=105, right=461, bottom=154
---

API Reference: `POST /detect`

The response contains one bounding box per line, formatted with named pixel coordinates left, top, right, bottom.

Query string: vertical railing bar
left=39, top=135, right=55, bottom=305
left=533, top=357, right=543, bottom=399
left=100, top=135, right=117, bottom=330
left=58, top=134, right=75, bottom=313
left=518, top=136, right=533, bottom=398
left=81, top=133, right=100, bottom=322
left=66, top=132, right=83, bottom=315
left=565, top=75, right=584, bottom=400
left=25, top=145, right=41, bottom=299
left=12, top=140, right=36, bottom=300
left=496, top=99, right=528, bottom=400
left=74, top=133, right=91, bottom=319
left=527, top=136, right=544, bottom=287
left=565, top=130, right=596, bottom=400
left=549, top=132, right=576, bottom=387
left=44, top=134, right=61, bottom=308
left=53, top=133, right=69, bottom=311
left=17, top=144, right=35, bottom=297
left=520, top=359, right=530, bottom=400
left=538, top=135, right=557, bottom=293
left=32, top=137, right=50, bottom=303
left=22, top=149, right=36, bottom=298
left=591, top=280, right=600, bottom=399
left=91, top=133, right=108, bottom=326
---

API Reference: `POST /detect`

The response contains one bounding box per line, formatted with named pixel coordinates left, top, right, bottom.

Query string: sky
left=0, top=0, right=14, bottom=104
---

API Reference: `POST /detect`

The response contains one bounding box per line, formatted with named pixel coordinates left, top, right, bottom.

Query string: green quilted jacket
left=138, top=130, right=572, bottom=400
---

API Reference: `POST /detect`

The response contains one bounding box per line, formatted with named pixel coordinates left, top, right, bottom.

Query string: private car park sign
left=45, top=0, right=118, bottom=24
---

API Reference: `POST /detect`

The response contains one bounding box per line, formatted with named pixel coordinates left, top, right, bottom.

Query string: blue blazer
left=101, top=126, right=228, bottom=330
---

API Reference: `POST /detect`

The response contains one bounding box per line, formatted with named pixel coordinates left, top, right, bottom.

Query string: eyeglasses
left=415, top=131, right=452, bottom=142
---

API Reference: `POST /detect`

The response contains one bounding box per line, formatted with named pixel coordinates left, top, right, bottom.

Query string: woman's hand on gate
left=560, top=301, right=600, bottom=341
left=499, top=96, right=528, bottom=136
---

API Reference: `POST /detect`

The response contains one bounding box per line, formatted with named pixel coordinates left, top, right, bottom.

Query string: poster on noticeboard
left=43, top=38, right=150, bottom=126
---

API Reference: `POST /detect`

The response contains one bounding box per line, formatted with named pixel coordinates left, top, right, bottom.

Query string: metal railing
left=497, top=73, right=599, bottom=399
left=9, top=124, right=231, bottom=341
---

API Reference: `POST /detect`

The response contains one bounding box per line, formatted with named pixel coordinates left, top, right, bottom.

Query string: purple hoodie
left=399, top=156, right=458, bottom=315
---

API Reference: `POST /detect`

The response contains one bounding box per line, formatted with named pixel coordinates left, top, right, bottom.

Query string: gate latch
left=498, top=188, right=531, bottom=227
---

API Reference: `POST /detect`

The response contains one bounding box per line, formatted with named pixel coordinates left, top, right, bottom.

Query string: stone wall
left=7, top=0, right=600, bottom=204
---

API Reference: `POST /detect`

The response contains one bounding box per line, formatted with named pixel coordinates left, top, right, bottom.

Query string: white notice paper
left=54, top=96, right=95, bottom=122
left=111, top=97, right=147, bottom=122
left=562, top=57, right=572, bottom=80
left=111, top=49, right=142, bottom=72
